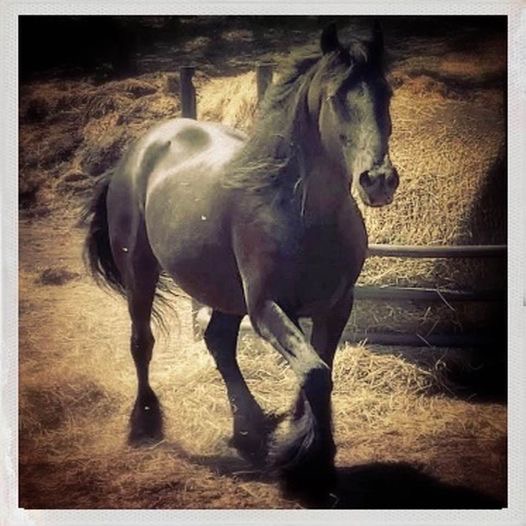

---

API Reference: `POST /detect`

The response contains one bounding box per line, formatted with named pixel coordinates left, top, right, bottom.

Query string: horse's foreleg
left=310, top=291, right=353, bottom=367
left=249, top=300, right=336, bottom=494
left=205, top=310, right=275, bottom=464
left=294, top=290, right=354, bottom=419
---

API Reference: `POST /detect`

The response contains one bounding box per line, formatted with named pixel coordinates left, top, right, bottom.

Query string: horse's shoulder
left=233, top=195, right=302, bottom=256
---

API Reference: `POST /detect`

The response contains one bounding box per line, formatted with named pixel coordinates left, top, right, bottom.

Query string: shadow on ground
left=330, top=462, right=503, bottom=509
left=188, top=452, right=504, bottom=509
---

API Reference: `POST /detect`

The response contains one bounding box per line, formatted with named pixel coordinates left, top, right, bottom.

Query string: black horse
left=84, top=23, right=399, bottom=496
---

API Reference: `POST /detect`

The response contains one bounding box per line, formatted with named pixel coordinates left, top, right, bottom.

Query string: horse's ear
left=320, top=23, right=341, bottom=54
left=371, top=19, right=384, bottom=60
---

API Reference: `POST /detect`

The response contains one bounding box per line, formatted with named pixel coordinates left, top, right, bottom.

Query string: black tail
left=81, top=172, right=126, bottom=297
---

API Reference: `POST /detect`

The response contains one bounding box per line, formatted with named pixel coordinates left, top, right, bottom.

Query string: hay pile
left=19, top=74, right=183, bottom=211
left=198, top=71, right=259, bottom=132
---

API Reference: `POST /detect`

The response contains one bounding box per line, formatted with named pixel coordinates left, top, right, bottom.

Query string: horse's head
left=311, top=23, right=399, bottom=207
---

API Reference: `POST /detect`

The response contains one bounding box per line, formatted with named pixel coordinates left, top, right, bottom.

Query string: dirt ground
left=18, top=215, right=506, bottom=509
left=18, top=16, right=507, bottom=509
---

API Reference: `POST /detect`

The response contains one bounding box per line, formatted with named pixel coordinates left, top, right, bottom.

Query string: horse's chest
left=295, top=222, right=366, bottom=313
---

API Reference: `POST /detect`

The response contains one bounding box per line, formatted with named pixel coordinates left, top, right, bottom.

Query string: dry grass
left=19, top=75, right=181, bottom=208
left=18, top=218, right=506, bottom=508
left=198, top=71, right=259, bottom=132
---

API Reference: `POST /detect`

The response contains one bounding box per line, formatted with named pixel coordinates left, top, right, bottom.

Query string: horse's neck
left=287, top=83, right=352, bottom=225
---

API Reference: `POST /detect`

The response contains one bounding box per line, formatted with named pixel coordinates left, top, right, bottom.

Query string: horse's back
left=145, top=119, right=246, bottom=200
left=140, top=119, right=248, bottom=312
left=108, top=118, right=244, bottom=206
left=141, top=118, right=246, bottom=245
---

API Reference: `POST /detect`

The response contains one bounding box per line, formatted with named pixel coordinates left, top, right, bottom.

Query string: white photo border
left=2, top=1, right=525, bottom=525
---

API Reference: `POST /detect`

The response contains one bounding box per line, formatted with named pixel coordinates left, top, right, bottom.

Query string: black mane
left=224, top=39, right=378, bottom=194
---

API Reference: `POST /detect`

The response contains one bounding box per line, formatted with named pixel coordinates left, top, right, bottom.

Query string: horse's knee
left=302, top=363, right=332, bottom=402
left=204, top=312, right=239, bottom=358
left=203, top=322, right=222, bottom=350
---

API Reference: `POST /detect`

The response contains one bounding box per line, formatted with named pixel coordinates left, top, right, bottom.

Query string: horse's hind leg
left=204, top=310, right=274, bottom=464
left=117, top=224, right=163, bottom=444
left=127, top=268, right=163, bottom=444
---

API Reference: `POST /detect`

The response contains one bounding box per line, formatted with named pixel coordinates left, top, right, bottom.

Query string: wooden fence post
left=179, top=66, right=197, bottom=119
left=256, top=63, right=274, bottom=103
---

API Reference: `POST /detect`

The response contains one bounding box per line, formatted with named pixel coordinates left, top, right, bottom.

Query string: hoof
left=128, top=395, right=164, bottom=445
left=229, top=412, right=284, bottom=466
left=228, top=432, right=267, bottom=466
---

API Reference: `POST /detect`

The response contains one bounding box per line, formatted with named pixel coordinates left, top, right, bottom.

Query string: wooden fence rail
left=368, top=244, right=506, bottom=258
left=178, top=65, right=506, bottom=348
left=194, top=304, right=502, bottom=348
left=354, top=285, right=504, bottom=303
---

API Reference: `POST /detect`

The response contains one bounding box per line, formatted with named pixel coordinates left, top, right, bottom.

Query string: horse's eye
left=339, top=134, right=348, bottom=143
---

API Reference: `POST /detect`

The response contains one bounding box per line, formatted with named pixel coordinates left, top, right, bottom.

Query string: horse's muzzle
left=357, top=167, right=399, bottom=207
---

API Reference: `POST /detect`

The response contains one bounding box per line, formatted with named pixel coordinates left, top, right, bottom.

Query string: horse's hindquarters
left=145, top=175, right=247, bottom=315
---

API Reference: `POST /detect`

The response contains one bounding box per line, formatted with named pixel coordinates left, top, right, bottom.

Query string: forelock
left=347, top=40, right=370, bottom=66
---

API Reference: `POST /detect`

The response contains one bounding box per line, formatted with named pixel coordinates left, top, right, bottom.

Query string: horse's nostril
left=359, top=171, right=373, bottom=188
